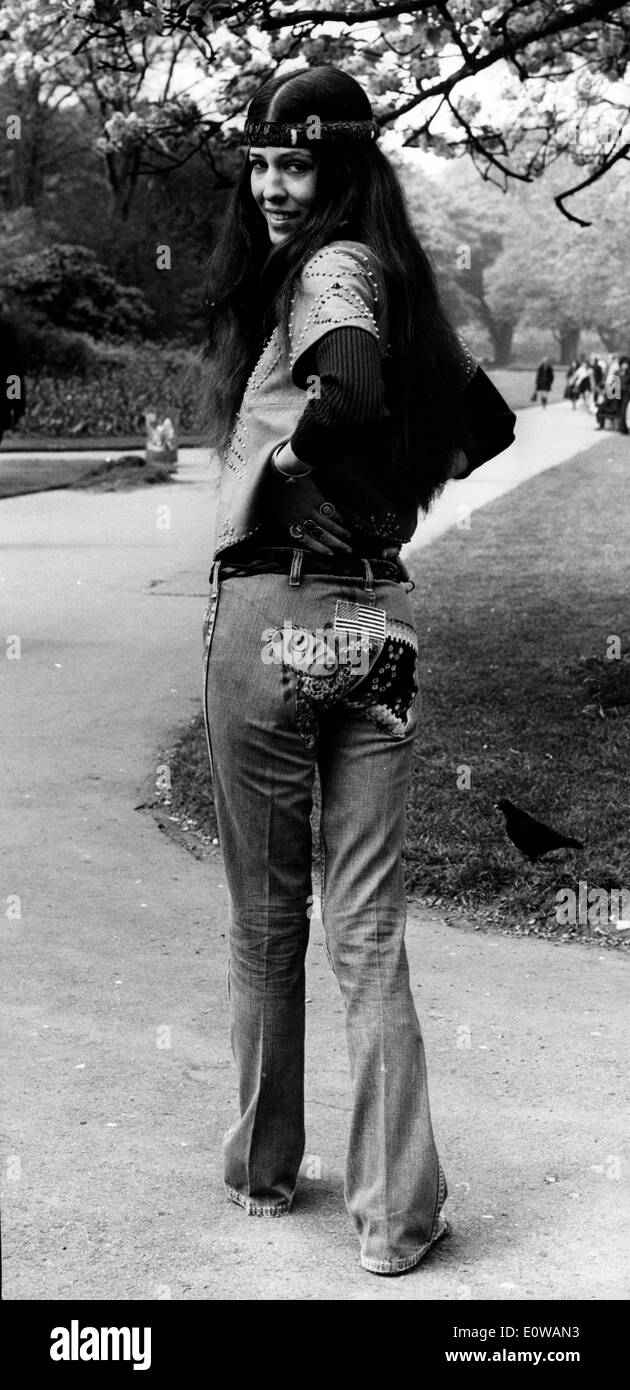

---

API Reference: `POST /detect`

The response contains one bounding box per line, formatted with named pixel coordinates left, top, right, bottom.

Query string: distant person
left=590, top=355, right=604, bottom=390
left=565, top=359, right=579, bottom=407
left=533, top=357, right=554, bottom=407
left=569, top=357, right=593, bottom=411
left=618, top=356, right=630, bottom=435
left=0, top=295, right=26, bottom=445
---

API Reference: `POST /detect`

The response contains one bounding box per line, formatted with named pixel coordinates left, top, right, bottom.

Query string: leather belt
left=215, top=546, right=409, bottom=584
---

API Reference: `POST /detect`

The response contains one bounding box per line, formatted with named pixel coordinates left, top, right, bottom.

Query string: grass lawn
left=489, top=367, right=542, bottom=411
left=156, top=434, right=630, bottom=948
left=403, top=433, right=630, bottom=945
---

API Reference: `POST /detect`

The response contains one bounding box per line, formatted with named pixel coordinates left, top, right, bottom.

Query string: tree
left=402, top=156, right=519, bottom=362
left=0, top=0, right=230, bottom=223
left=5, top=243, right=153, bottom=337
left=399, top=151, right=630, bottom=361
left=482, top=161, right=630, bottom=357
left=0, top=2, right=239, bottom=337
left=40, top=0, right=630, bottom=219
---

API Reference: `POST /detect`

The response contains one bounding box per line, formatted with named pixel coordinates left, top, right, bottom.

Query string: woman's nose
left=262, top=167, right=286, bottom=201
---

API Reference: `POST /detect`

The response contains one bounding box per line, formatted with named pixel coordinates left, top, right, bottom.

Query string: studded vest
left=211, top=238, right=419, bottom=559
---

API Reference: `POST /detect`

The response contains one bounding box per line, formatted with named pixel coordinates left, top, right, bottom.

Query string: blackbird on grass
left=495, top=798, right=584, bottom=862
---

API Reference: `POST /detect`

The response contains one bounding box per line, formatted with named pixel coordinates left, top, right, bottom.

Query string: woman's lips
left=266, top=210, right=299, bottom=223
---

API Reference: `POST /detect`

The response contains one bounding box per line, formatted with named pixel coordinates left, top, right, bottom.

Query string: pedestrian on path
left=532, top=357, right=554, bottom=406
left=618, top=356, right=630, bottom=435
left=568, top=357, right=594, bottom=411
left=199, top=64, right=513, bottom=1276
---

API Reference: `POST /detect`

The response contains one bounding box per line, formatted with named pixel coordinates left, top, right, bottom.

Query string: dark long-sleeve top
left=220, top=324, right=397, bottom=561
left=289, top=325, right=389, bottom=468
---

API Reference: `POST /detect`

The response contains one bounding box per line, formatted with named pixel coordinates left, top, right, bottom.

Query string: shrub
left=6, top=244, right=153, bottom=339
left=14, top=319, right=100, bottom=377
left=17, top=345, right=205, bottom=437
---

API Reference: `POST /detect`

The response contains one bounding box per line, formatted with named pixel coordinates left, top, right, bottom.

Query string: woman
left=200, top=65, right=485, bottom=1276
left=617, top=355, right=630, bottom=434
left=571, top=356, right=594, bottom=410
left=533, top=357, right=554, bottom=407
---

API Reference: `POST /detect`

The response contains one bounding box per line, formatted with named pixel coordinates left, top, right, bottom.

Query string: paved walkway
left=1, top=404, right=628, bottom=1299
left=403, top=398, right=611, bottom=553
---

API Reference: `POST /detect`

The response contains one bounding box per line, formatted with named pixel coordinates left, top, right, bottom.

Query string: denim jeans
left=202, top=549, right=446, bottom=1273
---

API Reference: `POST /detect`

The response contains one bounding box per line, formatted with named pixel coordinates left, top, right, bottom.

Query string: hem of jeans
left=360, top=1162, right=449, bottom=1275
left=360, top=1214, right=449, bottom=1275
left=225, top=1183, right=291, bottom=1217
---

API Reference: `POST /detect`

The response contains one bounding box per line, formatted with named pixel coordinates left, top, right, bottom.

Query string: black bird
left=495, top=798, right=584, bottom=862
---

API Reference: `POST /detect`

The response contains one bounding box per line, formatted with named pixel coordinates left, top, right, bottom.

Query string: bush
left=17, top=344, right=205, bottom=437
left=6, top=244, right=153, bottom=339
left=14, top=318, right=100, bottom=377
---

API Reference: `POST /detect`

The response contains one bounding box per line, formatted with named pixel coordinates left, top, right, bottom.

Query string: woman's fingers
left=316, top=510, right=352, bottom=540
left=277, top=474, right=354, bottom=551
left=298, top=535, right=335, bottom=556
left=291, top=479, right=352, bottom=539
left=319, top=527, right=353, bottom=553
left=304, top=520, right=352, bottom=553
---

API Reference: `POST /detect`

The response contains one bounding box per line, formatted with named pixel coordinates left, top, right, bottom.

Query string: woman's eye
left=249, top=160, right=311, bottom=174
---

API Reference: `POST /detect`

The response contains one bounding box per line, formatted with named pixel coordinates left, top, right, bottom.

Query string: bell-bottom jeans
left=202, top=549, right=446, bottom=1273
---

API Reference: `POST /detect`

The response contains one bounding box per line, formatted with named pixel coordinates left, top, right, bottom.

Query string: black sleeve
left=289, top=326, right=388, bottom=469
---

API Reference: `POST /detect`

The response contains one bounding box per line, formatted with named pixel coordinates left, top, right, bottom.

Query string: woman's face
left=248, top=146, right=317, bottom=245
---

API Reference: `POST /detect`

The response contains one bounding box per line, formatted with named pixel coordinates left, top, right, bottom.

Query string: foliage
left=5, top=244, right=154, bottom=337
left=403, top=154, right=630, bottom=360
left=1, top=0, right=626, bottom=217
left=16, top=321, right=102, bottom=375
left=16, top=343, right=204, bottom=435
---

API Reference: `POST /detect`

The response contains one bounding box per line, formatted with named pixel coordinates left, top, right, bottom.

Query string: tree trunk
left=596, top=324, right=619, bottom=352
left=556, top=327, right=580, bottom=363
left=489, top=320, right=514, bottom=366
left=476, top=296, right=514, bottom=366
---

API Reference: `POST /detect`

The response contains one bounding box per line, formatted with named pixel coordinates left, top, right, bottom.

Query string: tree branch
left=261, top=1, right=436, bottom=29
left=554, top=141, right=630, bottom=224
left=378, top=0, right=629, bottom=124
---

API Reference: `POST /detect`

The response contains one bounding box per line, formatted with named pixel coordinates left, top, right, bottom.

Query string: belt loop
left=289, top=548, right=304, bottom=586
left=210, top=558, right=221, bottom=595
left=362, top=558, right=375, bottom=597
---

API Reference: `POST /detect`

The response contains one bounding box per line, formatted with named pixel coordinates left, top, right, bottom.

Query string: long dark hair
left=200, top=65, right=469, bottom=512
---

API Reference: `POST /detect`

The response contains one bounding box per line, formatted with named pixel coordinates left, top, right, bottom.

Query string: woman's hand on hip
left=271, top=470, right=354, bottom=555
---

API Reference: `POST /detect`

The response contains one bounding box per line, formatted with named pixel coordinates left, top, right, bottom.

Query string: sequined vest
left=211, top=239, right=419, bottom=558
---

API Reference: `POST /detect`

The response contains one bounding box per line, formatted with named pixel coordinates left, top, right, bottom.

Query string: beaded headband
left=244, top=117, right=381, bottom=146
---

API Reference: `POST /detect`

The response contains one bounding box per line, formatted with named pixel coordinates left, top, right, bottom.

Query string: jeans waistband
left=212, top=547, right=412, bottom=588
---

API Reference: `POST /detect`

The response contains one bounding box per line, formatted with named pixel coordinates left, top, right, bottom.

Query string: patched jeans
left=202, top=549, right=446, bottom=1273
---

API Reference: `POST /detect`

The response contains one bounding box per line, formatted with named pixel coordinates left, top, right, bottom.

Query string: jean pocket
left=343, top=618, right=420, bottom=738
left=267, top=624, right=373, bottom=753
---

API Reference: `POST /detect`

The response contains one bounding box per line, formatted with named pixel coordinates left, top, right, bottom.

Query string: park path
left=1, top=403, right=628, bottom=1300
left=403, top=395, right=608, bottom=552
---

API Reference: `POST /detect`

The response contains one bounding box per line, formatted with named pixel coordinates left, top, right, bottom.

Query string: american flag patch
left=334, top=599, right=387, bottom=641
